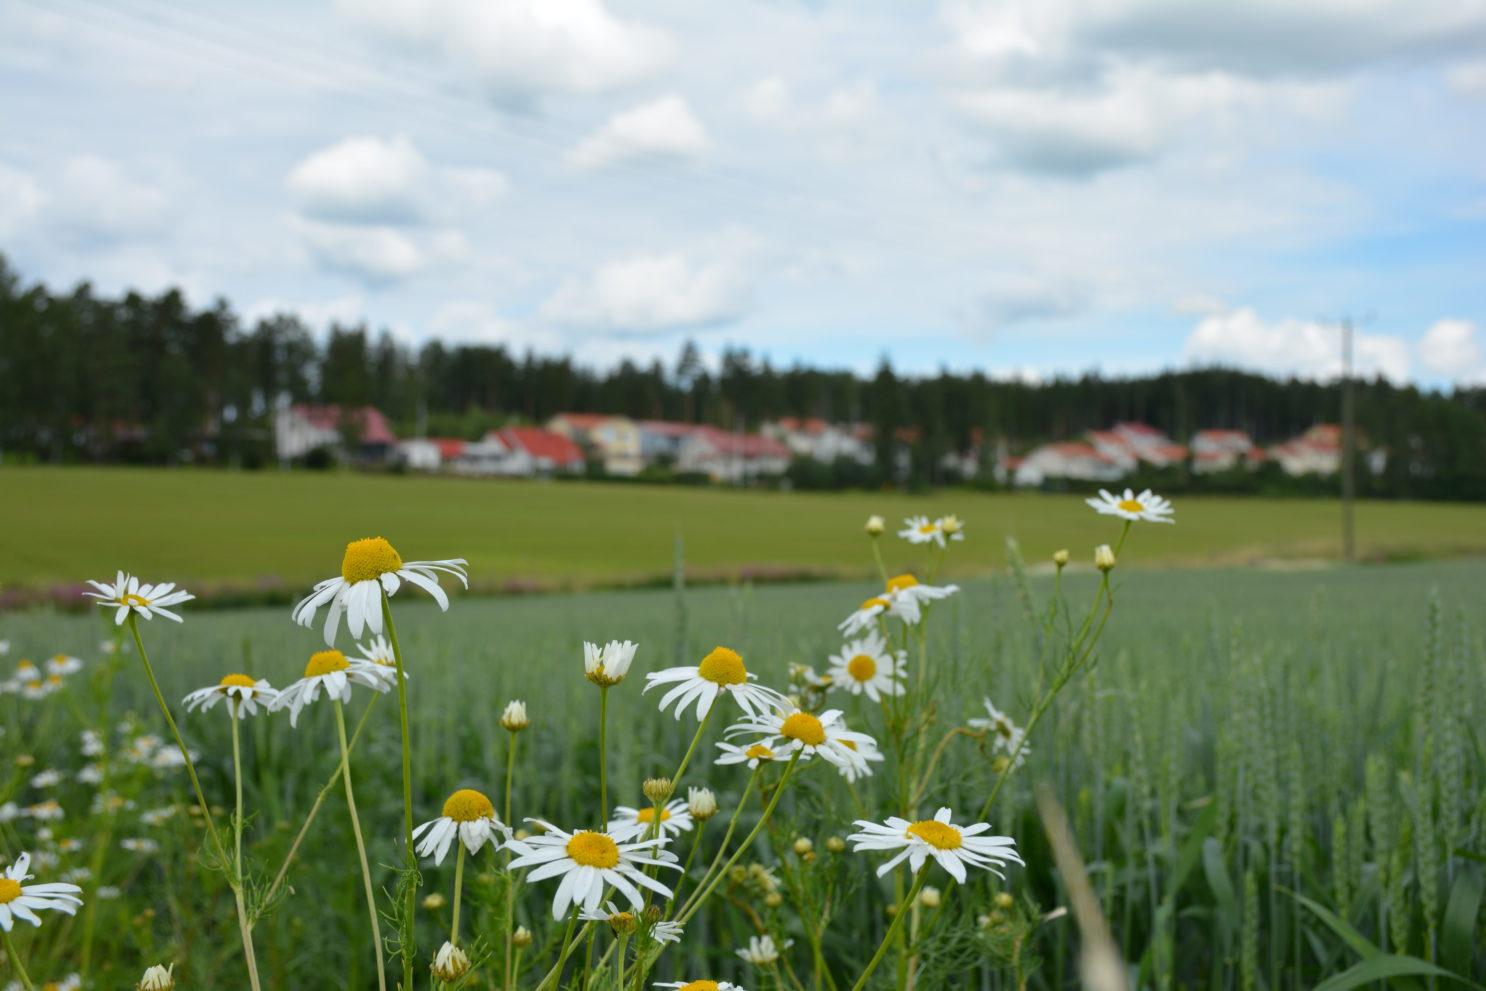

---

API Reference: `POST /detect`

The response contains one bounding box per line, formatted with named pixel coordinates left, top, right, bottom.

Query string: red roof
left=1143, top=443, right=1189, bottom=460
left=496, top=426, right=585, bottom=465
left=1193, top=429, right=1250, bottom=442
left=1046, top=442, right=1115, bottom=463
left=292, top=404, right=396, bottom=445
left=430, top=437, right=466, bottom=460
left=691, top=426, right=791, bottom=458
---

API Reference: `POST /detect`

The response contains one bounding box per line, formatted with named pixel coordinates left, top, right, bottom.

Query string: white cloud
left=429, top=300, right=563, bottom=352
left=1418, top=318, right=1486, bottom=383
left=0, top=163, right=43, bottom=238
left=1183, top=308, right=1411, bottom=382
left=741, top=77, right=878, bottom=129
left=742, top=77, right=793, bottom=122
left=334, top=0, right=672, bottom=103
left=287, top=135, right=506, bottom=225
left=568, top=95, right=710, bottom=171
left=541, top=249, right=752, bottom=333
left=296, top=221, right=426, bottom=284
left=288, top=135, right=430, bottom=224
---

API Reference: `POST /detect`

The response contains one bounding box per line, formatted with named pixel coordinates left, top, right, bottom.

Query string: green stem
left=670, top=698, right=717, bottom=791
left=599, top=686, right=610, bottom=825
left=676, top=766, right=760, bottom=917
left=849, top=868, right=929, bottom=991
left=534, top=915, right=588, bottom=991
left=870, top=540, right=889, bottom=584
left=3, top=932, right=34, bottom=991
left=450, top=843, right=466, bottom=945
left=504, top=732, right=519, bottom=991
left=335, top=700, right=387, bottom=991
left=615, top=935, right=629, bottom=991
left=127, top=615, right=262, bottom=991
left=231, top=700, right=245, bottom=885
left=380, top=593, right=418, bottom=990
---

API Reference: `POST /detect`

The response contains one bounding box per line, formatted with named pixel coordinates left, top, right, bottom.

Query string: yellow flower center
left=745, top=743, right=775, bottom=761
left=304, top=650, right=350, bottom=678
left=219, top=673, right=257, bottom=690
left=886, top=574, right=919, bottom=593
left=341, top=536, right=404, bottom=583
left=16, top=661, right=36, bottom=673
left=45, top=674, right=62, bottom=686
left=859, top=596, right=888, bottom=611
left=0, top=878, right=20, bottom=903
left=634, top=806, right=672, bottom=824
left=610, top=910, right=635, bottom=928
left=442, top=788, right=495, bottom=823
left=906, top=820, right=963, bottom=850
left=780, top=712, right=826, bottom=746
left=846, top=654, right=877, bottom=681
left=680, top=983, right=720, bottom=991
left=917, top=522, right=937, bottom=534
left=566, top=831, right=620, bottom=868
left=1117, top=499, right=1145, bottom=513
left=42, top=984, right=62, bottom=991
left=697, top=646, right=747, bottom=686
left=122, top=592, right=150, bottom=606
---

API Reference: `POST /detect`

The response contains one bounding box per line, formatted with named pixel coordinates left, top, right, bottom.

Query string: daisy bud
left=512, top=925, right=533, bottom=948
left=643, top=904, right=663, bottom=926
left=422, top=892, right=447, bottom=910
left=994, top=891, right=1015, bottom=909
left=15, top=754, right=34, bottom=767
left=1094, top=544, right=1116, bottom=572
left=920, top=886, right=941, bottom=908
left=765, top=891, right=783, bottom=908
left=728, top=865, right=748, bottom=884
left=990, top=755, right=1011, bottom=774
left=500, top=699, right=529, bottom=732
left=430, top=941, right=471, bottom=982
left=1053, top=548, right=1069, bottom=568
left=792, top=836, right=813, bottom=856
left=643, top=777, right=673, bottom=803
left=865, top=514, right=885, bottom=537
left=138, top=964, right=175, bottom=991
left=939, top=515, right=963, bottom=536
left=826, top=836, right=846, bottom=853
left=607, top=909, right=638, bottom=935
left=687, top=786, right=718, bottom=821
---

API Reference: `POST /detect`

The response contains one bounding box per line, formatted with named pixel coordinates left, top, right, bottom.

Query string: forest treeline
left=3, top=256, right=1485, bottom=498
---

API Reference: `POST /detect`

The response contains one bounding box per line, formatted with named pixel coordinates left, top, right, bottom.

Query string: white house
left=677, top=427, right=792, bottom=482
left=1269, top=424, right=1342, bottom=476
left=275, top=403, right=396, bottom=463
left=763, top=418, right=874, bottom=465
left=1013, top=442, right=1126, bottom=487
left=1191, top=429, right=1257, bottom=473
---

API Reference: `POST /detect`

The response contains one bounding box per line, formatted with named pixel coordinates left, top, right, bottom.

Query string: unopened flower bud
left=826, top=836, right=846, bottom=853
left=764, top=891, right=783, bottom=908
left=920, top=886, right=941, bottom=908
left=728, top=865, right=747, bottom=884
left=792, top=837, right=813, bottom=856
left=939, top=515, right=963, bottom=536
left=1053, top=548, right=1069, bottom=567
left=431, top=941, right=471, bottom=982
left=990, top=755, right=1011, bottom=774
left=512, top=925, right=533, bottom=948
left=608, top=910, right=638, bottom=935
left=500, top=699, right=529, bottom=731
left=422, top=892, right=447, bottom=910
left=865, top=515, right=885, bottom=537
left=643, top=904, right=663, bottom=927
left=1094, top=544, right=1116, bottom=572
left=687, top=786, right=717, bottom=821
left=994, top=891, right=1014, bottom=909
left=138, top=964, right=175, bottom=991
left=642, top=777, right=673, bottom=803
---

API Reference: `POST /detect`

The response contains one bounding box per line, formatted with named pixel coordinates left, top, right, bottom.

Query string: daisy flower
left=714, top=740, right=780, bottom=769
left=181, top=674, right=278, bottom=718
left=644, top=646, right=786, bottom=722
left=137, top=964, right=175, bottom=991
left=848, top=807, right=1022, bottom=883
left=292, top=536, right=468, bottom=645
left=898, top=515, right=942, bottom=546
left=584, top=639, right=638, bottom=687
left=608, top=798, right=693, bottom=842
left=430, top=942, right=471, bottom=982
left=825, top=632, right=905, bottom=702
left=0, top=851, right=83, bottom=931
left=1085, top=488, right=1174, bottom=524
left=937, top=515, right=966, bottom=541
left=882, top=574, right=959, bottom=625
left=834, top=732, right=884, bottom=783
left=505, top=820, right=678, bottom=919
left=84, top=572, right=194, bottom=625
left=45, top=654, right=83, bottom=677
left=356, top=634, right=400, bottom=672
left=655, top=982, right=747, bottom=990
left=736, top=934, right=791, bottom=965
left=651, top=918, right=684, bottom=944
left=837, top=595, right=889, bottom=637
left=727, top=707, right=869, bottom=777
left=269, top=650, right=394, bottom=727
left=413, top=788, right=509, bottom=866
left=969, top=698, right=1029, bottom=769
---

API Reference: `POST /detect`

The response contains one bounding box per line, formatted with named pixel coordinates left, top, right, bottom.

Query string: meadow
left=0, top=517, right=1482, bottom=989
left=6, top=467, right=1486, bottom=593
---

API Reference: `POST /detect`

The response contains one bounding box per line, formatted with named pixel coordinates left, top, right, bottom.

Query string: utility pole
left=1340, top=319, right=1357, bottom=562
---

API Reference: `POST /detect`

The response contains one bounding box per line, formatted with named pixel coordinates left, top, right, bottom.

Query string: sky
left=1, top=0, right=1484, bottom=387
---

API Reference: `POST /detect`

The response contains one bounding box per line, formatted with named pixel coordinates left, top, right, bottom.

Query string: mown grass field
left=1, top=550, right=1482, bottom=988
left=3, top=467, right=1486, bottom=593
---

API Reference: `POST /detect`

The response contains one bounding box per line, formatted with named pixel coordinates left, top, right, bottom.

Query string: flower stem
left=127, top=615, right=262, bottom=991
left=675, top=765, right=759, bottom=917
left=380, top=592, right=418, bottom=990
left=503, top=731, right=520, bottom=991
left=615, top=935, right=629, bottom=991
left=849, top=867, right=929, bottom=991
left=599, top=685, right=610, bottom=824
left=450, top=843, right=466, bottom=945
left=533, top=915, right=588, bottom=991
left=230, top=700, right=245, bottom=885
left=2, top=932, right=34, bottom=991
left=669, top=698, right=717, bottom=790
left=334, top=700, right=387, bottom=991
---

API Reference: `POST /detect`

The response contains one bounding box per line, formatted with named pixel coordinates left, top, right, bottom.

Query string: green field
left=4, top=467, right=1486, bottom=592
left=1, top=551, right=1482, bottom=988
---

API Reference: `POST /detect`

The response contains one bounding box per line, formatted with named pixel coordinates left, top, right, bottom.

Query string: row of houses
left=275, top=404, right=1369, bottom=486
left=1008, top=422, right=1369, bottom=486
